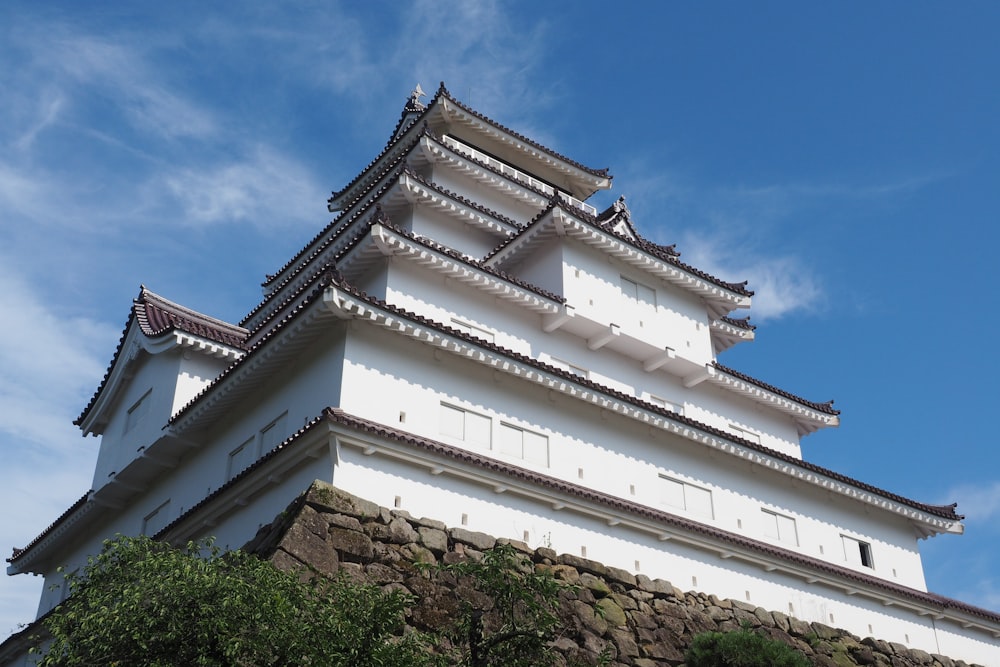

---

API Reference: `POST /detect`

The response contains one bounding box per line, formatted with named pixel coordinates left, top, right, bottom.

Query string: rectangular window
left=761, top=509, right=798, bottom=546
left=260, top=413, right=287, bottom=451
left=842, top=535, right=874, bottom=568
left=228, top=437, right=257, bottom=481
left=729, top=424, right=762, bottom=445
left=659, top=475, right=713, bottom=519
left=439, top=404, right=491, bottom=449
left=450, top=318, right=495, bottom=344
left=620, top=276, right=657, bottom=306
left=647, top=395, right=683, bottom=414
left=548, top=357, right=588, bottom=379
left=498, top=423, right=549, bottom=466
left=124, top=389, right=152, bottom=433
left=142, top=500, right=171, bottom=536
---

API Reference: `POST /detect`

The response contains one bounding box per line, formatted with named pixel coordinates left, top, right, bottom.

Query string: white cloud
left=162, top=146, right=327, bottom=228
left=0, top=263, right=117, bottom=452
left=946, top=481, right=1000, bottom=524
left=678, top=235, right=823, bottom=321
left=13, top=90, right=65, bottom=151
left=0, top=263, right=117, bottom=639
left=51, top=33, right=218, bottom=140
left=396, top=0, right=552, bottom=122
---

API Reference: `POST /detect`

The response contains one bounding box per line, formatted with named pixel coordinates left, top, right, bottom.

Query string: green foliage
left=436, top=543, right=573, bottom=667
left=685, top=626, right=811, bottom=667
left=37, top=534, right=440, bottom=667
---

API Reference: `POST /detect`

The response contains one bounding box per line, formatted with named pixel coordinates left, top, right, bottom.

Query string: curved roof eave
left=76, top=288, right=247, bottom=434
left=484, top=203, right=753, bottom=313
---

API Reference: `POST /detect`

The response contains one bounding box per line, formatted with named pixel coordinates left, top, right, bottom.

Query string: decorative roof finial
left=612, top=195, right=631, bottom=221
left=406, top=83, right=427, bottom=111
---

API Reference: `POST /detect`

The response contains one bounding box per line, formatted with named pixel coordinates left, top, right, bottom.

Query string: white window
left=439, top=404, right=491, bottom=449
left=659, top=475, right=713, bottom=519
left=450, top=318, right=495, bottom=344
left=260, top=413, right=287, bottom=451
left=124, top=389, right=152, bottom=433
left=729, top=424, right=761, bottom=445
left=620, top=276, right=656, bottom=306
left=647, top=395, right=683, bottom=415
left=548, top=357, right=588, bottom=379
left=842, top=535, right=874, bottom=568
left=142, top=500, right=171, bottom=536
left=498, top=423, right=549, bottom=466
left=228, top=437, right=257, bottom=481
left=761, top=509, right=798, bottom=546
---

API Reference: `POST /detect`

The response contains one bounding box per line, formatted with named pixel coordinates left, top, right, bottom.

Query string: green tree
left=685, top=625, right=811, bottom=667
left=37, top=534, right=440, bottom=667
left=436, top=543, right=577, bottom=667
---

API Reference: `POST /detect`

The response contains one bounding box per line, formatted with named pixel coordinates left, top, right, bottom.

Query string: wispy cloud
left=0, top=262, right=118, bottom=451
left=945, top=481, right=1000, bottom=524
left=610, top=157, right=943, bottom=321
left=0, top=262, right=117, bottom=637
left=162, top=146, right=327, bottom=228
left=50, top=33, right=218, bottom=140
left=678, top=235, right=824, bottom=321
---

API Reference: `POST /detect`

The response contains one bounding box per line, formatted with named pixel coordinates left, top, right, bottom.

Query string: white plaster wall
left=561, top=243, right=714, bottom=367
left=177, top=329, right=348, bottom=494
left=91, top=351, right=181, bottom=487
left=681, top=381, right=804, bottom=458
left=334, top=322, right=927, bottom=589
left=512, top=237, right=566, bottom=298
left=380, top=247, right=802, bottom=457
left=428, top=161, right=542, bottom=225
left=91, top=347, right=234, bottom=488
left=383, top=259, right=537, bottom=355
left=173, top=351, right=231, bottom=414
left=331, top=448, right=996, bottom=666
left=409, top=207, right=502, bottom=259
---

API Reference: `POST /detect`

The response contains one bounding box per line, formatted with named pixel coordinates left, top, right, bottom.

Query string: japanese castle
left=5, top=84, right=998, bottom=665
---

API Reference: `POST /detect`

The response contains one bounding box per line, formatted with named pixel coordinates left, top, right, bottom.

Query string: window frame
left=761, top=508, right=799, bottom=546
left=659, top=474, right=714, bottom=519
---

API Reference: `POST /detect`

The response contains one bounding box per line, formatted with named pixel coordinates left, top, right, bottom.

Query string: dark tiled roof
left=484, top=200, right=754, bottom=298
left=400, top=167, right=521, bottom=230
left=9, top=404, right=972, bottom=623
left=434, top=83, right=611, bottom=180
left=211, top=272, right=959, bottom=522
left=75, top=288, right=248, bottom=427
left=320, top=409, right=981, bottom=619
left=371, top=217, right=565, bottom=304
left=264, top=129, right=429, bottom=292
left=136, top=288, right=248, bottom=348
left=595, top=196, right=645, bottom=245
left=719, top=316, right=756, bottom=331
left=8, top=491, right=90, bottom=563
left=249, top=156, right=536, bottom=329
left=712, top=362, right=837, bottom=415
left=328, top=82, right=610, bottom=212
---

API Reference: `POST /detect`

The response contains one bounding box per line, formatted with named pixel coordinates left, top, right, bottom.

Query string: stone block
left=277, top=521, right=339, bottom=574
left=328, top=526, right=374, bottom=563
left=597, top=597, right=628, bottom=628
left=418, top=526, right=448, bottom=554
left=449, top=527, right=496, bottom=550
left=306, top=482, right=380, bottom=520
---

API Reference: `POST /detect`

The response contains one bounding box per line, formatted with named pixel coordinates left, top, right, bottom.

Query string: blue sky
left=2, top=1, right=998, bottom=638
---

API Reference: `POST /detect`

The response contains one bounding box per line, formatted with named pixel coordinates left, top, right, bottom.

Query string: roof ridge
left=712, top=362, right=838, bottom=415
left=137, top=287, right=248, bottom=338
left=437, top=83, right=611, bottom=180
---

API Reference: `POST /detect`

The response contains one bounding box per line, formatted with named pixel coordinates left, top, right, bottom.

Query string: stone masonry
left=242, top=481, right=985, bottom=667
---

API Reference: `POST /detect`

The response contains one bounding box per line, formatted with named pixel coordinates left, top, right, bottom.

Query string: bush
left=685, top=626, right=811, bottom=667
left=37, top=535, right=441, bottom=667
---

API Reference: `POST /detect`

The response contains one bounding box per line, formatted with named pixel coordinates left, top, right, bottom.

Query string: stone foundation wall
left=243, top=482, right=983, bottom=667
